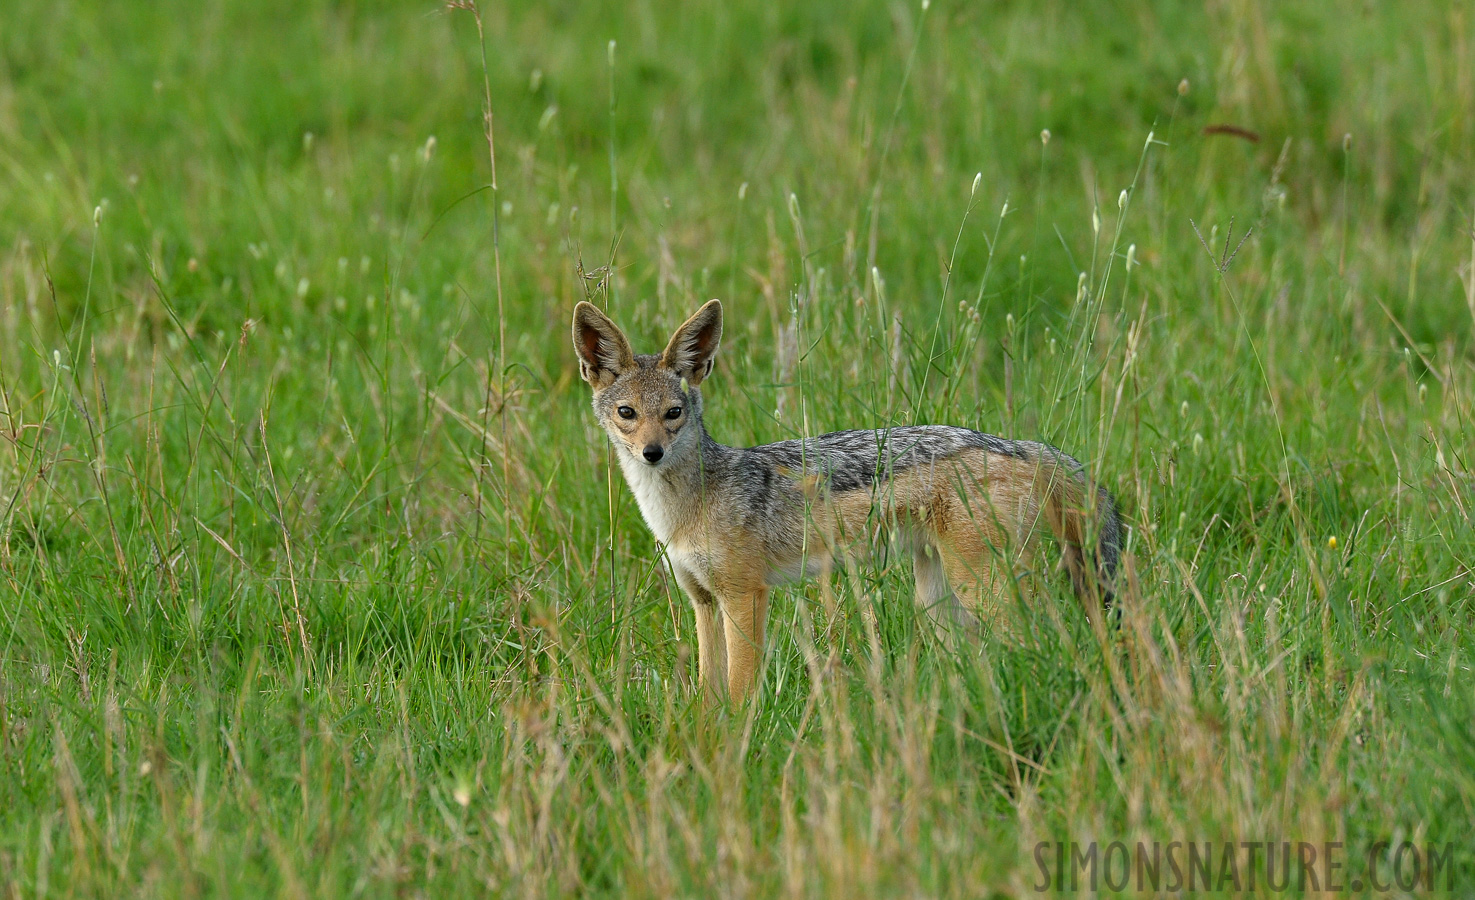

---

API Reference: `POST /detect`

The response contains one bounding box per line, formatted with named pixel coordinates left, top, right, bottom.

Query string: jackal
left=573, top=299, right=1121, bottom=704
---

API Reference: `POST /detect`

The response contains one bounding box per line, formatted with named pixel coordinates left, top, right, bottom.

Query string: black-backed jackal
left=574, top=299, right=1121, bottom=704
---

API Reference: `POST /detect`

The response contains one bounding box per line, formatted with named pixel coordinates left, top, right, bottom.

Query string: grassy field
left=2, top=0, right=1474, bottom=895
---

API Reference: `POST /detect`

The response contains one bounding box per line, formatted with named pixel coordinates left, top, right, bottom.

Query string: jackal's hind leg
left=936, top=526, right=1021, bottom=639
left=912, top=539, right=982, bottom=640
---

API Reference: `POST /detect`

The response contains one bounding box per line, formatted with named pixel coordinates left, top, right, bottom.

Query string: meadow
left=2, top=0, right=1473, bottom=895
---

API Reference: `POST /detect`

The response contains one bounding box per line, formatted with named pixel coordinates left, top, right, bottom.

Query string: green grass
left=2, top=0, right=1474, bottom=895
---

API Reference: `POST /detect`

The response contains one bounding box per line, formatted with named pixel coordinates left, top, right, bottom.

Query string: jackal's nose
left=642, top=444, right=664, bottom=464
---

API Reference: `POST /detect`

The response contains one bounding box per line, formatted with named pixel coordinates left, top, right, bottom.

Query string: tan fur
left=574, top=300, right=1119, bottom=705
left=795, top=449, right=1090, bottom=636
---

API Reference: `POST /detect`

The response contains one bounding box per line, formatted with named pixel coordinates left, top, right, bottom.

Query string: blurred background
left=6, top=0, right=1471, bottom=355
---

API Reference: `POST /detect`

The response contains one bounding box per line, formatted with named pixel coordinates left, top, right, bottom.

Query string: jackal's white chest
left=616, top=452, right=678, bottom=543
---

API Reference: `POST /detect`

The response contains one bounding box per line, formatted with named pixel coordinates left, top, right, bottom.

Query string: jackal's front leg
left=692, top=602, right=728, bottom=705
left=720, top=588, right=769, bottom=704
left=674, top=566, right=727, bottom=705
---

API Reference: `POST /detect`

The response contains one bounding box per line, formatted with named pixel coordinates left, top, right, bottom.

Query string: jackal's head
left=572, top=299, right=723, bottom=468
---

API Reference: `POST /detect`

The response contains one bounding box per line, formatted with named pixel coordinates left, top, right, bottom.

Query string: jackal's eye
left=617, top=406, right=636, bottom=420
left=665, top=406, right=683, bottom=420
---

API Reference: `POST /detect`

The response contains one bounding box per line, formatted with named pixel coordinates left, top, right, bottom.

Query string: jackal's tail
left=1040, top=459, right=1122, bottom=609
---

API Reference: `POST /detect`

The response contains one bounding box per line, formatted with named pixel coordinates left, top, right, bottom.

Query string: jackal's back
left=735, top=425, right=1022, bottom=492
left=721, top=425, right=1120, bottom=592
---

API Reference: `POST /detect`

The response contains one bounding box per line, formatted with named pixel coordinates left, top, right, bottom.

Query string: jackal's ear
left=572, top=301, right=636, bottom=389
left=659, top=299, right=723, bottom=386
